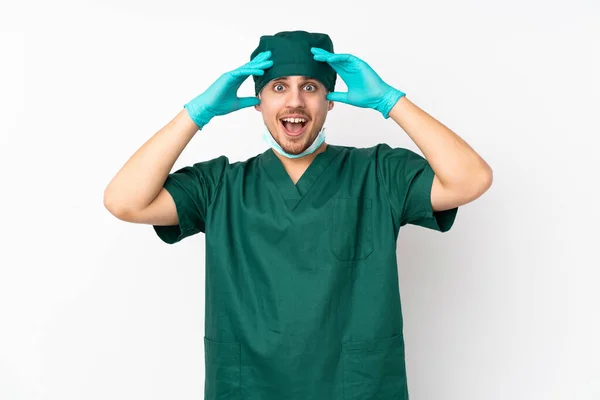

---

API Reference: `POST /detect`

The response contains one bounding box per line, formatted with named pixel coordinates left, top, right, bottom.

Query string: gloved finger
left=312, top=47, right=355, bottom=61
left=245, top=59, right=273, bottom=75
left=313, top=56, right=350, bottom=77
left=231, top=68, right=269, bottom=78
left=310, top=47, right=332, bottom=56
left=250, top=51, right=272, bottom=62
left=312, top=54, right=329, bottom=62
left=313, top=52, right=352, bottom=64
left=325, top=53, right=352, bottom=64
left=238, top=59, right=273, bottom=73
left=237, top=96, right=261, bottom=109
left=251, top=60, right=274, bottom=70
left=236, top=52, right=272, bottom=73
left=326, top=91, right=349, bottom=103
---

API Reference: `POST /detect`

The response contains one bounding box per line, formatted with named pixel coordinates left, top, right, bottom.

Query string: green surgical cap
left=250, top=30, right=337, bottom=96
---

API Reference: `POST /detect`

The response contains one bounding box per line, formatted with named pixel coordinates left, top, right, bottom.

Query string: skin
left=254, top=75, right=334, bottom=181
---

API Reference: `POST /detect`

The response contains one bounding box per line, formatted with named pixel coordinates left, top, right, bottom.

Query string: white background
left=1, top=0, right=599, bottom=399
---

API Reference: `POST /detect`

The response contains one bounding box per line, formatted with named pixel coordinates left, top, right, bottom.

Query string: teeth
left=281, top=117, right=306, bottom=123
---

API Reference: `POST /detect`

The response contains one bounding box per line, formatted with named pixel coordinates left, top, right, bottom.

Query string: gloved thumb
left=327, top=92, right=349, bottom=104
left=237, top=96, right=261, bottom=109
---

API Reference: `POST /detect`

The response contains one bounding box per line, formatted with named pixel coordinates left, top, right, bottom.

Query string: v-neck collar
left=259, top=144, right=341, bottom=210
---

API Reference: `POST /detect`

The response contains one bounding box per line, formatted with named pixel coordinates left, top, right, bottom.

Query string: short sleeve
left=153, top=155, right=229, bottom=244
left=376, top=143, right=458, bottom=232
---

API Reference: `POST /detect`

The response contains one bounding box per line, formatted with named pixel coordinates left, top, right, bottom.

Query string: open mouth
left=279, top=118, right=309, bottom=137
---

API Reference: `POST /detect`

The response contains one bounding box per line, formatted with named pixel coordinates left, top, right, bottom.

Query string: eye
left=272, top=83, right=317, bottom=92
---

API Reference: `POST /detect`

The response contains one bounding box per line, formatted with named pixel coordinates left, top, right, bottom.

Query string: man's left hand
left=311, top=47, right=406, bottom=119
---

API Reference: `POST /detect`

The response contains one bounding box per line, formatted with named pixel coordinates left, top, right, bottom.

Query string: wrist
left=378, top=87, right=406, bottom=119
left=184, top=101, right=212, bottom=130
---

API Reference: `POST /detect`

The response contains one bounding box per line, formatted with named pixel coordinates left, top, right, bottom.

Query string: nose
left=284, top=86, right=306, bottom=109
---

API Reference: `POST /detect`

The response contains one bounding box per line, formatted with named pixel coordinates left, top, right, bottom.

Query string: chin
left=277, top=135, right=312, bottom=154
left=278, top=141, right=310, bottom=155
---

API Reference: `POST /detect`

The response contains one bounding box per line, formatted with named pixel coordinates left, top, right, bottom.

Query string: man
left=104, top=30, right=492, bottom=400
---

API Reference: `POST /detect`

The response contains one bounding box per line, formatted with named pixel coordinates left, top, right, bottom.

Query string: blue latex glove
left=184, top=51, right=273, bottom=129
left=311, top=47, right=406, bottom=119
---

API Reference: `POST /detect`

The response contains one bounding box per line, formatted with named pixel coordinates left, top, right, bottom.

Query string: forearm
left=388, top=96, right=492, bottom=188
left=103, top=108, right=199, bottom=215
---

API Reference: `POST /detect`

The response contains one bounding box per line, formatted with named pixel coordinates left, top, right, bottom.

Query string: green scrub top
left=153, top=143, right=458, bottom=400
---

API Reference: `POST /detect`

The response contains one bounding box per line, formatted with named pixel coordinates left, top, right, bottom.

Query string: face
left=254, top=75, right=334, bottom=156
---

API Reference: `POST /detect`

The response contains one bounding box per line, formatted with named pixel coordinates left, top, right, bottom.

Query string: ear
left=254, top=92, right=262, bottom=111
left=328, top=100, right=334, bottom=111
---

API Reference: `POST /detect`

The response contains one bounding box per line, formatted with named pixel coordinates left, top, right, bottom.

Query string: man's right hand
left=184, top=51, right=273, bottom=129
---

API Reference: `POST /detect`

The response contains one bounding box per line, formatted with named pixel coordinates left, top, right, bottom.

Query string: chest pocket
left=330, top=197, right=373, bottom=261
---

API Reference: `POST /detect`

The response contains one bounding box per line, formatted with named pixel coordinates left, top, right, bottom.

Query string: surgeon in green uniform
left=104, top=30, right=492, bottom=400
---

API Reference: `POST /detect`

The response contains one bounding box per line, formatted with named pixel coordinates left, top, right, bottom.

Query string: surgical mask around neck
left=262, top=124, right=326, bottom=159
